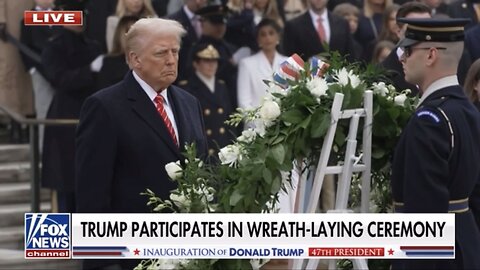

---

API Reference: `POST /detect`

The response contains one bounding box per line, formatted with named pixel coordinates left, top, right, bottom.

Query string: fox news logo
left=24, top=11, right=83, bottom=26
left=25, top=213, right=70, bottom=259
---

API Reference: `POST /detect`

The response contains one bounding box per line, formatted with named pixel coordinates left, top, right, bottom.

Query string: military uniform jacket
left=181, top=74, right=237, bottom=156
left=391, top=85, right=480, bottom=269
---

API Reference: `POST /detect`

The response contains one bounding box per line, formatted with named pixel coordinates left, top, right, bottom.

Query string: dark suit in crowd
left=168, top=6, right=200, bottom=82
left=446, top=0, right=479, bottom=30
left=96, top=54, right=129, bottom=90
left=283, top=11, right=355, bottom=61
left=379, top=48, right=419, bottom=96
left=41, top=28, right=101, bottom=213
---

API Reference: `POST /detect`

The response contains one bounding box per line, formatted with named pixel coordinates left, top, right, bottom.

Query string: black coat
left=181, top=74, right=237, bottom=156
left=379, top=48, right=418, bottom=96
left=391, top=86, right=480, bottom=269
left=465, top=25, right=480, bottom=62
left=41, top=29, right=101, bottom=192
left=446, top=0, right=479, bottom=30
left=168, top=7, right=199, bottom=82
left=283, top=11, right=356, bottom=62
left=19, top=20, right=61, bottom=77
left=96, top=54, right=129, bottom=90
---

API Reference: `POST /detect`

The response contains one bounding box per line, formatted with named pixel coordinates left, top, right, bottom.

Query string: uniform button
left=208, top=149, right=215, bottom=155
left=204, top=109, right=211, bottom=116
left=219, top=127, right=225, bottom=134
left=217, top=107, right=224, bottom=114
left=206, top=129, right=212, bottom=136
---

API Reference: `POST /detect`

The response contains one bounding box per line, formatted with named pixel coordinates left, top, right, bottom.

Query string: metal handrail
left=0, top=105, right=78, bottom=212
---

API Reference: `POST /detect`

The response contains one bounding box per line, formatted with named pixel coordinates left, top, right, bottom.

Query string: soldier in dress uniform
left=179, top=43, right=237, bottom=159
left=391, top=18, right=480, bottom=269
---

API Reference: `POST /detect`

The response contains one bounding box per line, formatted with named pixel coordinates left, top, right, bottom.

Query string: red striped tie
left=154, top=94, right=178, bottom=147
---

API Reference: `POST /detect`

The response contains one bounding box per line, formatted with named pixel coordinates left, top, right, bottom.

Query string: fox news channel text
left=25, top=213, right=455, bottom=259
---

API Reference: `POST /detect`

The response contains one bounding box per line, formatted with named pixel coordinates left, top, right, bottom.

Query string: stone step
left=0, top=145, right=30, bottom=163
left=0, top=202, right=51, bottom=228
left=0, top=162, right=30, bottom=184
left=0, top=249, right=80, bottom=270
left=0, top=226, right=23, bottom=249
left=0, top=182, right=50, bottom=205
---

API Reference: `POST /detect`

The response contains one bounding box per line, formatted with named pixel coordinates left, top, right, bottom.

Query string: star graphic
left=133, top=248, right=140, bottom=256
left=388, top=248, right=394, bottom=255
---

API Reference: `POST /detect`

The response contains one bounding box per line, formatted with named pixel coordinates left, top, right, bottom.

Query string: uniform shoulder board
left=218, top=79, right=225, bottom=84
left=177, top=80, right=188, bottom=86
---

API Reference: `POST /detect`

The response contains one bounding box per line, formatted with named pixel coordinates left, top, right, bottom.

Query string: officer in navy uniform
left=179, top=43, right=237, bottom=159
left=194, top=4, right=238, bottom=108
left=391, top=18, right=480, bottom=269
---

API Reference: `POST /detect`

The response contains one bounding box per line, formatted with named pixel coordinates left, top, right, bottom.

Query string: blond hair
left=115, top=0, right=156, bottom=18
left=125, top=18, right=186, bottom=53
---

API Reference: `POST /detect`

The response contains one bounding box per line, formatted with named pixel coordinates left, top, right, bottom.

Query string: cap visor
left=397, top=38, right=419, bottom=48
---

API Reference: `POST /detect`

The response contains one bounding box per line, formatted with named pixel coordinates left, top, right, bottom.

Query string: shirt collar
left=183, top=5, right=195, bottom=20
left=417, top=75, right=458, bottom=107
left=196, top=71, right=215, bottom=93
left=309, top=8, right=327, bottom=23
left=132, top=71, right=170, bottom=105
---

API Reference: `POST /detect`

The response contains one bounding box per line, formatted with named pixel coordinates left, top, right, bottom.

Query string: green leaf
left=229, top=189, right=243, bottom=206
left=281, top=109, right=305, bottom=124
left=311, top=113, right=331, bottom=138
left=270, top=174, right=282, bottom=195
left=263, top=168, right=272, bottom=184
left=271, top=144, right=286, bottom=164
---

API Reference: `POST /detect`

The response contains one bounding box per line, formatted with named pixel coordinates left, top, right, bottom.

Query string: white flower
left=237, top=128, right=257, bottom=143
left=165, top=161, right=182, bottom=180
left=170, top=193, right=190, bottom=209
left=394, top=93, right=407, bottom=106
left=252, top=119, right=267, bottom=137
left=259, top=100, right=281, bottom=121
left=268, top=82, right=287, bottom=96
left=218, top=144, right=242, bottom=166
left=334, top=67, right=361, bottom=88
left=372, top=82, right=389, bottom=96
left=306, top=77, right=329, bottom=98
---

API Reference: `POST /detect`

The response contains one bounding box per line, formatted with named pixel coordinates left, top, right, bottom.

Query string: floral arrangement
left=135, top=52, right=417, bottom=270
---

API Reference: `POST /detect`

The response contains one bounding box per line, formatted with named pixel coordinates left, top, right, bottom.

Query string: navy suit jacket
left=75, top=71, right=208, bottom=214
left=283, top=11, right=355, bottom=61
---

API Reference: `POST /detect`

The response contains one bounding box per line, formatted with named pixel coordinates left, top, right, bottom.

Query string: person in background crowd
left=168, top=0, right=208, bottom=83
left=20, top=0, right=61, bottom=147
left=195, top=4, right=239, bottom=106
left=371, top=40, right=395, bottom=64
left=379, top=2, right=431, bottom=96
left=97, top=16, right=139, bottom=90
left=377, top=4, right=400, bottom=44
left=76, top=18, right=208, bottom=270
left=151, top=0, right=170, bottom=17
left=41, top=1, right=102, bottom=213
left=391, top=17, right=480, bottom=269
left=464, top=24, right=480, bottom=63
left=84, top=0, right=117, bottom=52
left=464, top=58, right=480, bottom=110
left=419, top=0, right=448, bottom=16
left=237, top=18, right=286, bottom=110
left=106, top=0, right=157, bottom=52
left=225, top=0, right=257, bottom=51
left=332, top=3, right=363, bottom=60
left=447, top=0, right=479, bottom=30
left=355, top=0, right=393, bottom=61
left=283, top=0, right=356, bottom=61
left=180, top=43, right=237, bottom=158
left=283, top=0, right=307, bottom=20
left=252, top=0, right=284, bottom=27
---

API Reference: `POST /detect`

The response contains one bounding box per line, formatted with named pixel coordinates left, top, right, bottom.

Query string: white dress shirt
left=132, top=71, right=179, bottom=139
left=196, top=72, right=215, bottom=93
